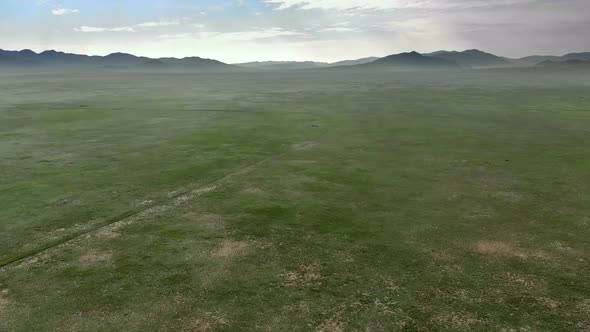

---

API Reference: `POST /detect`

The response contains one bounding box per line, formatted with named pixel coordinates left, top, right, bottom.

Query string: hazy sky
left=1, top=0, right=589, bottom=62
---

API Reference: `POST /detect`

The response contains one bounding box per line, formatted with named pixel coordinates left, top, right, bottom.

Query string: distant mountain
left=0, top=48, right=235, bottom=71
left=508, top=55, right=562, bottom=66
left=363, top=51, right=460, bottom=70
left=562, top=52, right=590, bottom=61
left=140, top=59, right=167, bottom=67
left=234, top=57, right=380, bottom=70
left=3, top=48, right=590, bottom=71
left=536, top=59, right=590, bottom=67
left=37, top=50, right=94, bottom=65
left=234, top=61, right=329, bottom=70
left=509, top=52, right=590, bottom=66
left=0, top=49, right=43, bottom=66
left=327, top=57, right=380, bottom=67
left=426, top=49, right=511, bottom=68
left=160, top=56, right=230, bottom=68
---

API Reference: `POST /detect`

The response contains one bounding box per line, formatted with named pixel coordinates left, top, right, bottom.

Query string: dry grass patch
left=174, top=185, right=218, bottom=206
left=431, top=311, right=483, bottom=330
left=284, top=263, right=323, bottom=287
left=538, top=297, right=561, bottom=310
left=96, top=227, right=121, bottom=239
left=490, top=191, right=523, bottom=203
left=576, top=299, right=590, bottom=315
left=550, top=241, right=580, bottom=255
left=472, top=240, right=549, bottom=260
left=316, top=318, right=345, bottom=332
left=290, top=141, right=317, bottom=151
left=473, top=240, right=524, bottom=257
left=504, top=272, right=542, bottom=289
left=190, top=311, right=228, bottom=331
left=212, top=240, right=253, bottom=258
left=0, top=289, right=10, bottom=309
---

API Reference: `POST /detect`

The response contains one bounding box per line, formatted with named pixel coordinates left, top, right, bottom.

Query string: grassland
left=1, top=68, right=590, bottom=331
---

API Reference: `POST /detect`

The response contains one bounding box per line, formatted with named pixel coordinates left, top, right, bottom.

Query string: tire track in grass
left=0, top=141, right=319, bottom=269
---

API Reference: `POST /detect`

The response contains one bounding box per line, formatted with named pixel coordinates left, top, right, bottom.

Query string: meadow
left=1, top=68, right=589, bottom=331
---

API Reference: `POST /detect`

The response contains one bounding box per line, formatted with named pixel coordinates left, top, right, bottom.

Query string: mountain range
left=0, top=49, right=234, bottom=71
left=235, top=57, right=379, bottom=70
left=1, top=48, right=590, bottom=71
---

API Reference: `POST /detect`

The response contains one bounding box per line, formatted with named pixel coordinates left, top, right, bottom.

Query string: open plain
left=1, top=68, right=590, bottom=331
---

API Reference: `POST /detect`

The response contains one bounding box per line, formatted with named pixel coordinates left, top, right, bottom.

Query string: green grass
left=1, top=69, right=590, bottom=331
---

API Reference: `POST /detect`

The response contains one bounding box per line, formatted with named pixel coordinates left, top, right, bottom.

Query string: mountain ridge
left=0, top=49, right=236, bottom=70
left=2, top=48, right=590, bottom=71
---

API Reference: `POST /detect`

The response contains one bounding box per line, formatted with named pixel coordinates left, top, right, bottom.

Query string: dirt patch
left=284, top=263, right=323, bottom=287
left=471, top=240, right=548, bottom=260
left=212, top=240, right=253, bottom=258
left=79, top=251, right=112, bottom=266
left=190, top=312, right=228, bottom=331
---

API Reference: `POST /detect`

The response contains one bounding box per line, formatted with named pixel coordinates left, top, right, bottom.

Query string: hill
left=509, top=52, right=590, bottom=66
left=363, top=51, right=460, bottom=70
left=426, top=49, right=512, bottom=68
left=327, top=57, right=380, bottom=67
left=562, top=52, right=590, bottom=61
left=162, top=56, right=237, bottom=69
left=536, top=59, right=590, bottom=67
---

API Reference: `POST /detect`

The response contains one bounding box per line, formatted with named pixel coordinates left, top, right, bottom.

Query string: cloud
left=51, top=8, right=79, bottom=15
left=222, top=28, right=308, bottom=41
left=136, top=21, right=180, bottom=28
left=265, top=0, right=536, bottom=11
left=74, top=26, right=134, bottom=33
left=158, top=28, right=309, bottom=42
left=319, top=27, right=358, bottom=32
left=74, top=21, right=182, bottom=33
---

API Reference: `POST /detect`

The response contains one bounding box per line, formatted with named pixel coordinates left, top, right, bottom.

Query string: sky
left=0, top=0, right=589, bottom=63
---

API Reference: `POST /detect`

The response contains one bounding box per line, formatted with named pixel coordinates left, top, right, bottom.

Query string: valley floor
left=1, top=69, right=589, bottom=331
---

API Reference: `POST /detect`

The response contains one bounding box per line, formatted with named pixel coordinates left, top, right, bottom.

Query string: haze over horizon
left=1, top=0, right=589, bottom=63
